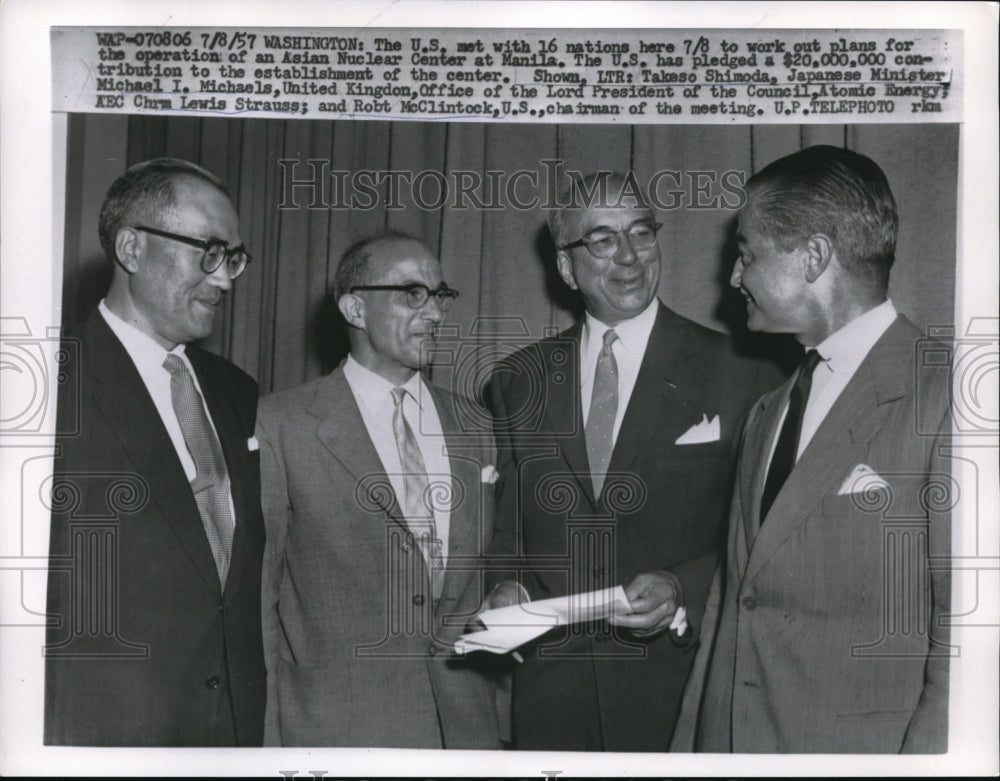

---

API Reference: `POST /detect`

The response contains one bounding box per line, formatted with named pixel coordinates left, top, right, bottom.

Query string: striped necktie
left=391, top=386, right=444, bottom=599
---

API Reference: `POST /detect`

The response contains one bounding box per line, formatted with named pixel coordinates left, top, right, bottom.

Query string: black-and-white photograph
left=1, top=2, right=997, bottom=777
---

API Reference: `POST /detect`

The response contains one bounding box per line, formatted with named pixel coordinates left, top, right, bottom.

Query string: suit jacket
left=674, top=316, right=951, bottom=753
left=44, top=311, right=266, bottom=746
left=485, top=302, right=785, bottom=751
left=256, top=366, right=503, bottom=748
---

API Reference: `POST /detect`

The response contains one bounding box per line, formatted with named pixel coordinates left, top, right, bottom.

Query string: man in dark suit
left=671, top=146, right=951, bottom=753
left=45, top=159, right=266, bottom=746
left=257, top=233, right=503, bottom=748
left=483, top=173, right=784, bottom=751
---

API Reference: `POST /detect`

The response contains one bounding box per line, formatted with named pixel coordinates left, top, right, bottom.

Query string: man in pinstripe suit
left=672, top=146, right=951, bottom=753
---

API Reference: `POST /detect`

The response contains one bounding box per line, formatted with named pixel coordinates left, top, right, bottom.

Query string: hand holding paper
left=454, top=580, right=688, bottom=655
left=454, top=585, right=632, bottom=655
left=609, top=570, right=686, bottom=637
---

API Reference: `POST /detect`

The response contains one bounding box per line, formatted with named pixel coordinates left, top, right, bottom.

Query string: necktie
left=585, top=329, right=619, bottom=500
left=391, top=386, right=444, bottom=599
left=760, top=349, right=822, bottom=522
left=163, top=354, right=235, bottom=588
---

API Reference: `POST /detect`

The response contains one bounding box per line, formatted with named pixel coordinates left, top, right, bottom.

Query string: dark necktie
left=760, top=349, right=822, bottom=522
left=391, top=386, right=444, bottom=599
left=585, top=329, right=619, bottom=500
left=163, top=353, right=235, bottom=588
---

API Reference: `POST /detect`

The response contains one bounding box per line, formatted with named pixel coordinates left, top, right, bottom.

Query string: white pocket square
left=247, top=436, right=259, bottom=452
left=481, top=465, right=500, bottom=484
left=675, top=414, right=720, bottom=445
left=837, top=463, right=889, bottom=495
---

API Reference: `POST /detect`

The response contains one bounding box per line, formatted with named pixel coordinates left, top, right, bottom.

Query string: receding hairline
left=549, top=171, right=652, bottom=246
left=367, top=235, right=433, bottom=260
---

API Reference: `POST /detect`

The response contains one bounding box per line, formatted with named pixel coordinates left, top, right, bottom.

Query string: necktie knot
left=601, top=328, right=619, bottom=356
left=391, top=386, right=408, bottom=407
left=163, top=352, right=185, bottom=376
left=801, top=348, right=822, bottom=379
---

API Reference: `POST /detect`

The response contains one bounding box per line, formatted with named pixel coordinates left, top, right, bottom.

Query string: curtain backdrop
left=61, top=115, right=958, bottom=395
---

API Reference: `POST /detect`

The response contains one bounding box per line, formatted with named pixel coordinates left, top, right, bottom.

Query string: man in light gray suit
left=257, top=233, right=503, bottom=748
left=671, top=146, right=951, bottom=753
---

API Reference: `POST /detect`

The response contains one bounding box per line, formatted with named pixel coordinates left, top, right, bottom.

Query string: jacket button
left=742, top=596, right=758, bottom=611
left=205, top=675, right=221, bottom=690
left=428, top=643, right=439, bottom=656
left=412, top=594, right=425, bottom=606
left=593, top=566, right=604, bottom=578
left=402, top=542, right=413, bottom=553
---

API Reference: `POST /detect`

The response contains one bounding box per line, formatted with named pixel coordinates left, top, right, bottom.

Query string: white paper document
left=453, top=585, right=632, bottom=655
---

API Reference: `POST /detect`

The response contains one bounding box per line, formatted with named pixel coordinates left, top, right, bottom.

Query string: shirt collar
left=99, top=299, right=187, bottom=372
left=343, top=354, right=425, bottom=409
left=582, top=297, right=659, bottom=359
left=811, top=299, right=897, bottom=375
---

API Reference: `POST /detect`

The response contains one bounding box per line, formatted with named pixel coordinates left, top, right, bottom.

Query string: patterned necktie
left=391, top=386, right=444, bottom=599
left=163, top=354, right=235, bottom=588
left=760, top=349, right=823, bottom=522
left=585, top=329, right=619, bottom=500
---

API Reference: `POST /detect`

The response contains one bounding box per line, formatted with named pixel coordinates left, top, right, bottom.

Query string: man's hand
left=466, top=581, right=530, bottom=633
left=609, top=570, right=684, bottom=637
left=481, top=581, right=529, bottom=612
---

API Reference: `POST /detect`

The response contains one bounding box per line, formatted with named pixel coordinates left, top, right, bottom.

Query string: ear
left=115, top=227, right=142, bottom=274
left=337, top=293, right=366, bottom=329
left=555, top=251, right=579, bottom=291
left=803, top=233, right=834, bottom=283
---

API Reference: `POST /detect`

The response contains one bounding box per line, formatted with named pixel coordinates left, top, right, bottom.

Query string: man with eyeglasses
left=483, top=172, right=784, bottom=751
left=255, top=233, right=504, bottom=748
left=45, top=158, right=266, bottom=746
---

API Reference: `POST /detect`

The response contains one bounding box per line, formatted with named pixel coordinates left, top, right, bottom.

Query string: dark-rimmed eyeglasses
left=559, top=222, right=662, bottom=259
left=134, top=225, right=252, bottom=280
left=349, top=283, right=460, bottom=311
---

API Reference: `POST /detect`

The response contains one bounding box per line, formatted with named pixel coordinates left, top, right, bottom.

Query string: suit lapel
left=310, top=368, right=407, bottom=529
left=743, top=318, right=913, bottom=586
left=83, top=314, right=221, bottom=595
left=539, top=323, right=596, bottom=508
left=428, top=386, right=482, bottom=610
left=738, top=391, right=784, bottom=573
left=608, top=303, right=696, bottom=478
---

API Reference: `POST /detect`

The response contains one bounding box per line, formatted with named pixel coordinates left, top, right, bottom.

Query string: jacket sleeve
left=255, top=410, right=290, bottom=747
left=482, top=368, right=528, bottom=595
left=670, top=563, right=723, bottom=751
left=900, top=406, right=952, bottom=753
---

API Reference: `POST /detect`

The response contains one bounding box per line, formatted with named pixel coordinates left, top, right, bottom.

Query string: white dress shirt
left=343, top=355, right=451, bottom=562
left=580, top=298, right=659, bottom=446
left=100, top=300, right=228, bottom=484
left=765, top=299, right=898, bottom=472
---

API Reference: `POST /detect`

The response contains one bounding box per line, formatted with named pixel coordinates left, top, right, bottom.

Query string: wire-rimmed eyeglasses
left=134, top=225, right=252, bottom=280
left=349, top=282, right=460, bottom=311
left=559, top=221, right=662, bottom=259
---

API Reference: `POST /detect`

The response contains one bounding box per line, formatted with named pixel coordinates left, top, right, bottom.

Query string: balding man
left=484, top=173, right=784, bottom=751
left=257, top=233, right=503, bottom=748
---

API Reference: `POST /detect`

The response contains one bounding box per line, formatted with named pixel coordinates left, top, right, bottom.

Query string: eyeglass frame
left=133, top=225, right=252, bottom=279
left=558, top=221, right=663, bottom=259
left=348, top=282, right=460, bottom=311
